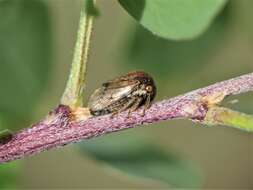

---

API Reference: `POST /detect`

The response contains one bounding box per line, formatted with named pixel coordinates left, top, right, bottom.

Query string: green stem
left=204, top=106, right=253, bottom=132
left=61, top=0, right=95, bottom=108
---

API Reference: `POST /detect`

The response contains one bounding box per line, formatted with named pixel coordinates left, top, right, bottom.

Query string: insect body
left=88, top=71, right=156, bottom=117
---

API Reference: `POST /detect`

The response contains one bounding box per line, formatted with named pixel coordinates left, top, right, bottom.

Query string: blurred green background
left=0, top=0, right=253, bottom=189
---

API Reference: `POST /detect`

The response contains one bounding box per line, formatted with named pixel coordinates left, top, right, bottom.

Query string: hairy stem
left=0, top=72, right=253, bottom=163
left=61, top=0, right=95, bottom=107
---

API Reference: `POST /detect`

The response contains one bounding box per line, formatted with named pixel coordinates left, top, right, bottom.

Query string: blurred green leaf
left=120, top=3, right=230, bottom=81
left=0, top=162, right=19, bottom=189
left=0, top=0, right=51, bottom=188
left=118, top=0, right=228, bottom=40
left=80, top=133, right=201, bottom=188
left=0, top=0, right=51, bottom=126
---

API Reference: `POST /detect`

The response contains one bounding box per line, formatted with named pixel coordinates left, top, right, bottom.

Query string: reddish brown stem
left=0, top=72, right=253, bottom=163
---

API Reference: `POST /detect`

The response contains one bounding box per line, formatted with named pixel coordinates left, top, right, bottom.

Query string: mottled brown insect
left=88, top=71, right=156, bottom=117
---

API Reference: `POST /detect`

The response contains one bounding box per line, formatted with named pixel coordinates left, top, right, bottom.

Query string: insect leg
left=127, top=97, right=143, bottom=117
left=110, top=98, right=136, bottom=118
left=142, top=95, right=151, bottom=116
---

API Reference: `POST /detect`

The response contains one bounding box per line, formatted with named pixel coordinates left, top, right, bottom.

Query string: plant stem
left=204, top=106, right=253, bottom=132
left=0, top=72, right=253, bottom=163
left=61, top=0, right=95, bottom=108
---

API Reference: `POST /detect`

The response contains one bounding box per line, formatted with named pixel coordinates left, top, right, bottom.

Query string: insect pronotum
left=88, top=71, right=156, bottom=117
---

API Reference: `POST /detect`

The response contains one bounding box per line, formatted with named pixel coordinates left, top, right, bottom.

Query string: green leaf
left=0, top=0, right=51, bottom=123
left=120, top=4, right=230, bottom=81
left=0, top=0, right=50, bottom=188
left=119, top=0, right=228, bottom=40
left=80, top=133, right=201, bottom=188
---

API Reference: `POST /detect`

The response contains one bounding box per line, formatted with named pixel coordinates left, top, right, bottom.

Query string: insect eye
left=146, top=85, right=153, bottom=92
